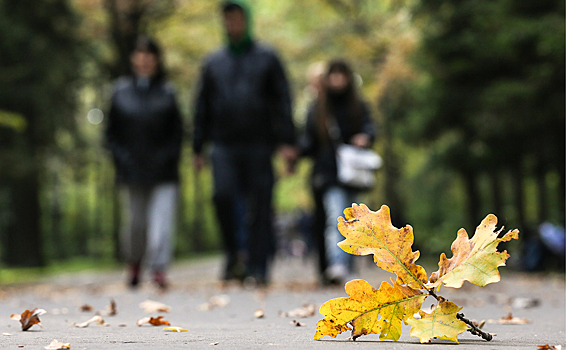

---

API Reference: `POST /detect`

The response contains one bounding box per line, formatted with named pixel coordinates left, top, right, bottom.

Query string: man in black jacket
left=193, top=1, right=296, bottom=286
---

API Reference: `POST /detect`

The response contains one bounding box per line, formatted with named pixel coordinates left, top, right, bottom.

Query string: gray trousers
left=120, top=183, right=178, bottom=272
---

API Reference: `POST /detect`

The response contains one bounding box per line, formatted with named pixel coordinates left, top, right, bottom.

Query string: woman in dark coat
left=301, top=59, right=376, bottom=285
left=105, top=36, right=183, bottom=289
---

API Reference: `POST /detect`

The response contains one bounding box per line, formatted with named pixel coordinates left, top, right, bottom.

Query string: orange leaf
left=12, top=308, right=46, bottom=331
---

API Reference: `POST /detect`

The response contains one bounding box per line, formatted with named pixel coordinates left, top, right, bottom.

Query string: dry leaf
left=198, top=295, right=231, bottom=311
left=79, top=304, right=93, bottom=312
left=291, top=320, right=306, bottom=327
left=337, top=204, right=428, bottom=290
left=210, top=342, right=219, bottom=345
left=73, top=315, right=108, bottom=328
left=2, top=333, right=12, bottom=336
left=163, top=327, right=188, bottom=332
left=430, top=214, right=519, bottom=289
left=137, top=316, right=170, bottom=327
left=280, top=304, right=316, bottom=318
left=139, top=300, right=171, bottom=313
left=314, top=279, right=426, bottom=341
left=44, top=339, right=70, bottom=350
left=538, top=345, right=562, bottom=350
left=407, top=301, right=468, bottom=343
left=254, top=309, right=265, bottom=318
left=106, top=299, right=117, bottom=316
left=487, top=313, right=530, bottom=325
left=11, top=308, right=46, bottom=331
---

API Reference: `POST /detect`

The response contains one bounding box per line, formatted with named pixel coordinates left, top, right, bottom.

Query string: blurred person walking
left=105, top=36, right=183, bottom=290
left=193, top=1, right=296, bottom=286
left=300, top=60, right=376, bottom=285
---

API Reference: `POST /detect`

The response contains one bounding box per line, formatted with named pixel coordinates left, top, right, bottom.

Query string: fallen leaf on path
left=79, top=304, right=93, bottom=312
left=538, top=345, right=562, bottom=350
left=44, top=339, right=70, bottom=350
left=163, top=327, right=188, bottom=332
left=210, top=342, right=219, bottom=345
left=73, top=315, right=108, bottom=328
left=139, top=300, right=171, bottom=313
left=487, top=313, right=531, bottom=325
left=430, top=214, right=519, bottom=289
left=407, top=301, right=468, bottom=343
left=291, top=320, right=305, bottom=327
left=254, top=309, right=265, bottom=318
left=279, top=304, right=316, bottom=318
left=511, top=297, right=540, bottom=309
left=314, top=279, right=425, bottom=341
left=2, top=333, right=12, bottom=336
left=106, top=298, right=117, bottom=316
left=11, top=308, right=46, bottom=331
left=137, top=316, right=170, bottom=326
left=198, top=294, right=230, bottom=311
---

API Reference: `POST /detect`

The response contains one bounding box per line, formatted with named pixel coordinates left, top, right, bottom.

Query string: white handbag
left=327, top=116, right=382, bottom=191
left=336, top=144, right=382, bottom=190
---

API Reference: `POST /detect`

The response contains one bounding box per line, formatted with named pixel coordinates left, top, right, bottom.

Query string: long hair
left=315, top=59, right=363, bottom=144
left=132, top=35, right=166, bottom=80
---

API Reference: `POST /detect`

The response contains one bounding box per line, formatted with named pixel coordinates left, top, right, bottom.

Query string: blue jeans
left=322, top=186, right=357, bottom=270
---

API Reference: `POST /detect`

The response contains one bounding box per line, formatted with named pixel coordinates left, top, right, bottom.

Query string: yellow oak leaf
left=314, top=279, right=426, bottom=341
left=337, top=204, right=428, bottom=290
left=429, top=214, right=519, bottom=289
left=407, top=301, right=468, bottom=343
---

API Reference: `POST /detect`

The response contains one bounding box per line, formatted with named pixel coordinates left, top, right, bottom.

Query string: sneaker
left=153, top=271, right=168, bottom=290
left=128, top=262, right=141, bottom=288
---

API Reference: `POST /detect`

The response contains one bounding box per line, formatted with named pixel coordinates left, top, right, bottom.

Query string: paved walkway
left=0, top=255, right=564, bottom=349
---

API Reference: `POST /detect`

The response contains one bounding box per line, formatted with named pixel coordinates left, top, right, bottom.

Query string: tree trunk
left=488, top=170, right=503, bottom=217
left=462, top=170, right=481, bottom=230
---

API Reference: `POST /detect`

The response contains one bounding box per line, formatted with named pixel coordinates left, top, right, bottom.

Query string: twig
left=457, top=313, right=493, bottom=341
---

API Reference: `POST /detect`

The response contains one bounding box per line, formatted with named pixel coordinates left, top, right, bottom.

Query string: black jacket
left=300, top=98, right=376, bottom=191
left=193, top=42, right=295, bottom=154
left=105, top=76, right=183, bottom=185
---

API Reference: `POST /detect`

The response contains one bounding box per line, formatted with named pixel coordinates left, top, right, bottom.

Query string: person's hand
left=279, top=145, right=298, bottom=175
left=194, top=154, right=205, bottom=173
left=350, top=133, right=371, bottom=148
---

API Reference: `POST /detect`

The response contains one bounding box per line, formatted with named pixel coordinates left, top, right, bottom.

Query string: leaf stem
left=426, top=289, right=492, bottom=341
left=457, top=312, right=493, bottom=341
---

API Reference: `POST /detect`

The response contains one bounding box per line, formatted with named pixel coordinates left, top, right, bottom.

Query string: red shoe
left=153, top=271, right=168, bottom=290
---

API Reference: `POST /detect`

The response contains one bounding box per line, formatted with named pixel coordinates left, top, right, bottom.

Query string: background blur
left=0, top=0, right=563, bottom=272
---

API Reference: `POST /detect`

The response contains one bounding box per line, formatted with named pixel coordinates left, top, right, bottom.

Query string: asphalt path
left=0, top=255, right=564, bottom=349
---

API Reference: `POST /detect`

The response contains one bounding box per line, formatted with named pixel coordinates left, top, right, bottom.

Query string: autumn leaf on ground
left=106, top=298, right=117, bottom=316
left=73, top=315, right=108, bottom=328
left=163, top=326, right=188, bottom=332
left=44, top=339, right=70, bottom=350
left=429, top=214, right=519, bottom=289
left=406, top=301, right=468, bottom=343
left=137, top=316, right=170, bottom=326
left=487, top=313, right=531, bottom=325
left=337, top=204, right=428, bottom=289
left=10, top=308, right=46, bottom=331
left=79, top=304, right=93, bottom=312
left=139, top=300, right=171, bottom=313
left=538, top=345, right=562, bottom=350
left=314, top=279, right=426, bottom=341
left=197, top=294, right=230, bottom=311
left=279, top=304, right=316, bottom=318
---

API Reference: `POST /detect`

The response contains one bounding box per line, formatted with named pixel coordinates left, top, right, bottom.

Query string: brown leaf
left=487, top=313, right=530, bottom=325
left=139, top=300, right=171, bottom=313
left=279, top=304, right=316, bottom=318
left=291, top=320, right=306, bottom=327
left=106, top=298, right=117, bottom=316
left=11, top=308, right=46, bottom=331
left=44, top=339, right=70, bottom=350
left=73, top=315, right=108, bottom=328
left=137, top=316, right=171, bottom=326
left=79, top=304, right=93, bottom=312
left=538, top=345, right=562, bottom=350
